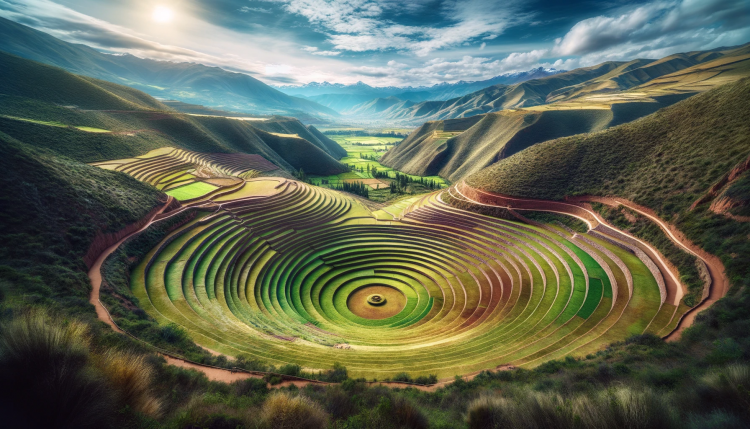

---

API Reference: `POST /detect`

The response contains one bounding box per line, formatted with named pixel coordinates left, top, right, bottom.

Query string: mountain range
left=274, top=68, right=563, bottom=112
left=365, top=43, right=750, bottom=125
left=0, top=17, right=337, bottom=120
left=0, top=51, right=347, bottom=175
left=379, top=42, right=750, bottom=180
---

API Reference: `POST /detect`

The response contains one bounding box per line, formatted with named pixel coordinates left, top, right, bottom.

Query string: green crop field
left=95, top=165, right=676, bottom=379
left=165, top=181, right=218, bottom=200
left=310, top=134, right=448, bottom=200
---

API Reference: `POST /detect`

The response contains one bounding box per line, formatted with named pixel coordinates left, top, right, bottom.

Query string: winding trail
left=455, top=182, right=729, bottom=341
left=574, top=196, right=729, bottom=341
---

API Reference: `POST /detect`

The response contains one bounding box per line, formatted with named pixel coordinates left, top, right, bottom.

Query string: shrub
left=324, top=387, right=355, bottom=419
left=161, top=323, right=187, bottom=343
left=94, top=349, right=161, bottom=417
left=467, top=395, right=505, bottom=429
left=414, top=374, right=439, bottom=385
left=392, top=396, right=429, bottom=429
left=468, top=387, right=675, bottom=429
left=261, top=392, right=329, bottom=429
left=320, top=362, right=348, bottom=383
left=232, top=377, right=269, bottom=397
left=699, top=365, right=750, bottom=417
left=0, top=310, right=114, bottom=429
left=392, top=372, right=413, bottom=383
left=277, top=363, right=302, bottom=377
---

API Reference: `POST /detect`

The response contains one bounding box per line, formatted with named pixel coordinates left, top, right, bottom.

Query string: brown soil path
left=575, top=197, right=729, bottom=342
left=88, top=197, right=174, bottom=333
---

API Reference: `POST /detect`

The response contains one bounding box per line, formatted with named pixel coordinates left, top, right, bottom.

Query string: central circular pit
left=348, top=286, right=406, bottom=320
left=367, top=294, right=386, bottom=305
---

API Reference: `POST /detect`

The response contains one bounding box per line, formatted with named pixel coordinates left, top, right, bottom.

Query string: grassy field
left=309, top=134, right=448, bottom=201
left=165, top=182, right=218, bottom=200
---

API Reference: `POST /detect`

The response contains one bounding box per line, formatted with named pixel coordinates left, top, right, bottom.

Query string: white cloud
left=479, top=42, right=486, bottom=50
left=552, top=4, right=663, bottom=56
left=552, top=0, right=750, bottom=57
left=239, top=6, right=273, bottom=13
left=270, top=0, right=528, bottom=56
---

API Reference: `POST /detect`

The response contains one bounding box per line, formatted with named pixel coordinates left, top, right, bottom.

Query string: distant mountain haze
left=0, top=51, right=348, bottom=175
left=0, top=17, right=338, bottom=120
left=275, top=68, right=564, bottom=112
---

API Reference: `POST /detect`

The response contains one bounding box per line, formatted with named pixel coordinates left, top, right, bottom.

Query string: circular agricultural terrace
left=100, top=150, right=685, bottom=378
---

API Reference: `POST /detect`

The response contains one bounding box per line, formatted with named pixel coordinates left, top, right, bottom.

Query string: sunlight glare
left=152, top=6, right=174, bottom=23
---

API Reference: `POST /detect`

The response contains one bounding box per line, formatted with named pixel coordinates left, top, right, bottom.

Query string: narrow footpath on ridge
left=573, top=196, right=729, bottom=341
left=453, top=181, right=729, bottom=342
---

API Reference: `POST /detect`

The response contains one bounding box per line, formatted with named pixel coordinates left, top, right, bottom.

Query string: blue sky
left=1, top=0, right=748, bottom=86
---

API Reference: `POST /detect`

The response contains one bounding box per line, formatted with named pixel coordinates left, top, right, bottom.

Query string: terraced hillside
left=97, top=163, right=689, bottom=379
left=362, top=43, right=750, bottom=125
left=379, top=44, right=750, bottom=182
left=92, top=147, right=282, bottom=201
left=0, top=51, right=347, bottom=175
left=461, top=78, right=749, bottom=323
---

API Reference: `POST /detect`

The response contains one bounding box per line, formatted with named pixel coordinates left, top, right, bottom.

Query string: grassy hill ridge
left=466, top=78, right=750, bottom=208
left=0, top=17, right=337, bottom=119
left=0, top=131, right=162, bottom=315
left=0, top=51, right=347, bottom=175
left=381, top=107, right=625, bottom=182
left=360, top=43, right=750, bottom=125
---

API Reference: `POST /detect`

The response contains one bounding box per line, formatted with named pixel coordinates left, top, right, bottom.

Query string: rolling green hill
left=0, top=17, right=337, bottom=119
left=466, top=78, right=750, bottom=210
left=0, top=51, right=347, bottom=175
left=0, top=131, right=162, bottom=315
left=381, top=108, right=621, bottom=182
left=366, top=43, right=750, bottom=125
left=380, top=44, right=750, bottom=182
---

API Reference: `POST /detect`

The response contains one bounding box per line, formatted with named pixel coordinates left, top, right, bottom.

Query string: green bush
left=260, top=392, right=329, bottom=429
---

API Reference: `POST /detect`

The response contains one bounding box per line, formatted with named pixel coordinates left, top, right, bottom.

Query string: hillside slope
left=0, top=131, right=162, bottom=314
left=464, top=78, right=750, bottom=318
left=0, top=52, right=347, bottom=175
left=362, top=62, right=624, bottom=123
left=467, top=78, right=750, bottom=213
left=366, top=44, right=750, bottom=125
left=381, top=44, right=750, bottom=182
left=380, top=106, right=648, bottom=182
left=0, top=17, right=336, bottom=118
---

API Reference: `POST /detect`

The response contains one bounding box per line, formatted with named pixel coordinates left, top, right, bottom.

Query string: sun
left=152, top=6, right=174, bottom=23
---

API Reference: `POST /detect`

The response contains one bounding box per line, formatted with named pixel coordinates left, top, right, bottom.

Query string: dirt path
left=88, top=197, right=174, bottom=333
left=577, top=197, right=729, bottom=342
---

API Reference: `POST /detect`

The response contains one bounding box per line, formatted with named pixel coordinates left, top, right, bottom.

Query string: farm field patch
left=165, top=181, right=217, bottom=200
left=310, top=134, right=448, bottom=196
